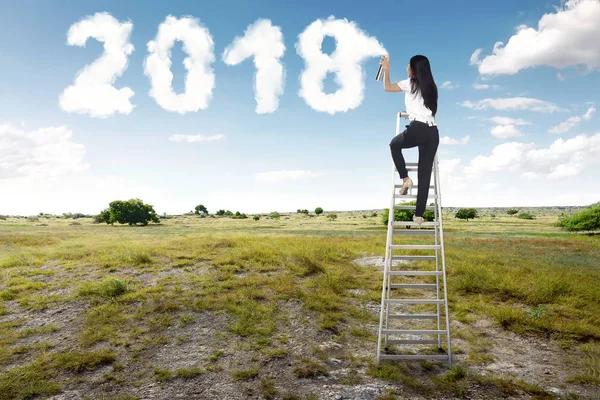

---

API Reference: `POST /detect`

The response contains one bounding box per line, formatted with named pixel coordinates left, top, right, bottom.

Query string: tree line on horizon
left=2, top=198, right=598, bottom=232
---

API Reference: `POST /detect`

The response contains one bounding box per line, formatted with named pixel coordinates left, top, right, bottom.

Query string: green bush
left=326, top=214, right=337, bottom=220
left=269, top=212, right=281, bottom=219
left=555, top=203, right=600, bottom=231
left=517, top=212, right=535, bottom=220
left=231, top=211, right=247, bottom=219
left=314, top=207, right=323, bottom=215
left=455, top=208, right=478, bottom=221
left=95, top=199, right=160, bottom=226
left=381, top=201, right=435, bottom=225
left=253, top=215, right=260, bottom=221
left=507, top=209, right=519, bottom=215
left=216, top=210, right=225, bottom=216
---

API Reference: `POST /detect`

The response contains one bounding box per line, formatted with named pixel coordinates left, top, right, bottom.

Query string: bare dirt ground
left=0, top=255, right=595, bottom=400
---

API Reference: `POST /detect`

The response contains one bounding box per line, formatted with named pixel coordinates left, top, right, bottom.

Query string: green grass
left=0, top=210, right=598, bottom=397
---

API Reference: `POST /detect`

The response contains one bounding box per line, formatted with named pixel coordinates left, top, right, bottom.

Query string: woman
left=380, top=54, right=439, bottom=225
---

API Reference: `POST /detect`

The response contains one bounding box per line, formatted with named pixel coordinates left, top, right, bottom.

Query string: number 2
left=59, top=12, right=135, bottom=118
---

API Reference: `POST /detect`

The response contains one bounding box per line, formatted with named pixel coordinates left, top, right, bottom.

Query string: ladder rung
left=379, top=354, right=448, bottom=361
left=386, top=339, right=439, bottom=345
left=389, top=314, right=438, bottom=319
left=393, top=230, right=436, bottom=235
left=394, top=205, right=436, bottom=210
left=392, top=221, right=439, bottom=227
left=389, top=271, right=442, bottom=276
left=383, top=329, right=447, bottom=335
left=394, top=185, right=435, bottom=190
left=391, top=256, right=436, bottom=261
left=390, top=284, right=437, bottom=289
left=390, top=245, right=440, bottom=250
left=384, top=299, right=445, bottom=305
left=394, top=194, right=438, bottom=200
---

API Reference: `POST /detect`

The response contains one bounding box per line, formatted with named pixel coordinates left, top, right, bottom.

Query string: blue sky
left=1, top=0, right=599, bottom=215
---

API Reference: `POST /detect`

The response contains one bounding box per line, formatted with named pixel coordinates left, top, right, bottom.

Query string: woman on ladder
left=380, top=54, right=439, bottom=225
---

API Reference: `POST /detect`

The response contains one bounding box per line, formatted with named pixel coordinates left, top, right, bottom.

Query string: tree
left=507, top=209, right=519, bottom=215
left=216, top=209, right=225, bottom=216
left=455, top=208, right=478, bottom=221
left=194, top=204, right=208, bottom=215
left=315, top=207, right=323, bottom=215
left=327, top=214, right=337, bottom=221
left=253, top=215, right=260, bottom=221
left=555, top=203, right=600, bottom=231
left=96, top=199, right=160, bottom=226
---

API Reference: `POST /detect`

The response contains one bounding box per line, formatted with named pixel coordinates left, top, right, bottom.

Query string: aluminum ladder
left=376, top=111, right=452, bottom=365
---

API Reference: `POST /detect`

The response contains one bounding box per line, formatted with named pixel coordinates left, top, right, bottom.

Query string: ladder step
left=393, top=230, right=436, bottom=235
left=391, top=256, right=436, bottom=261
left=390, top=284, right=437, bottom=289
left=394, top=185, right=435, bottom=190
left=386, top=339, right=439, bottom=345
left=390, top=245, right=441, bottom=250
left=394, top=205, right=436, bottom=210
left=383, top=329, right=447, bottom=335
left=394, top=194, right=439, bottom=200
left=389, top=271, right=442, bottom=276
left=389, top=314, right=438, bottom=319
left=379, top=354, right=448, bottom=361
left=392, top=221, right=439, bottom=227
left=385, top=299, right=445, bottom=305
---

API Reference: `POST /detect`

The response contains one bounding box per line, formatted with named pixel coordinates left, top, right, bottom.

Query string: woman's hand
left=380, top=55, right=390, bottom=71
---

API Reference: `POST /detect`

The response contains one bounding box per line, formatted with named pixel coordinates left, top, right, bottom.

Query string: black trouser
left=389, top=121, right=440, bottom=217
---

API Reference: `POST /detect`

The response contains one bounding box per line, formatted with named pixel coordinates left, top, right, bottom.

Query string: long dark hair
left=409, top=55, right=438, bottom=116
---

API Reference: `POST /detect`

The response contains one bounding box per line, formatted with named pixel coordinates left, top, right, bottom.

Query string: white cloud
left=460, top=97, right=563, bottom=113
left=463, top=132, right=600, bottom=180
left=143, top=15, right=216, bottom=114
left=490, top=125, right=522, bottom=139
left=490, top=116, right=531, bottom=126
left=222, top=19, right=286, bottom=114
left=473, top=0, right=600, bottom=76
left=556, top=73, right=565, bottom=81
left=169, top=134, right=224, bottom=143
left=473, top=83, right=500, bottom=90
left=59, top=12, right=135, bottom=118
left=440, top=135, right=469, bottom=145
left=470, top=48, right=483, bottom=66
left=255, top=170, right=323, bottom=182
left=583, top=106, right=596, bottom=120
left=440, top=81, right=458, bottom=89
left=0, top=123, right=89, bottom=181
left=295, top=16, right=387, bottom=114
left=548, top=106, right=596, bottom=134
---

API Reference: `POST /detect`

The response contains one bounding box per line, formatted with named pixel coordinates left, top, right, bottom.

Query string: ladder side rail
left=434, top=159, right=442, bottom=349
left=377, top=112, right=402, bottom=364
left=434, top=153, right=452, bottom=365
left=385, top=112, right=403, bottom=343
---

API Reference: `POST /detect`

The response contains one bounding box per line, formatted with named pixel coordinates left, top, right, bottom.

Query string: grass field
left=0, top=209, right=599, bottom=399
